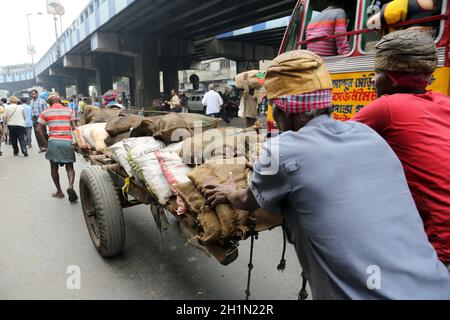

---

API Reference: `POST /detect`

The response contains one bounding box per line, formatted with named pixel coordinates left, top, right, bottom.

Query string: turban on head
left=374, top=29, right=438, bottom=74
left=265, top=50, right=333, bottom=114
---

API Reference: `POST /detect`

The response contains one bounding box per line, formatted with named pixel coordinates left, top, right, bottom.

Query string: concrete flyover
left=4, top=0, right=297, bottom=105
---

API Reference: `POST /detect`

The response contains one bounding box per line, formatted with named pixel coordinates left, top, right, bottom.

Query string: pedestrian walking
left=203, top=50, right=450, bottom=299
left=3, top=96, right=28, bottom=157
left=78, top=97, right=87, bottom=117
left=0, top=100, right=4, bottom=156
left=21, top=98, right=33, bottom=148
left=29, top=90, right=48, bottom=153
left=36, top=93, right=78, bottom=202
left=180, top=93, right=189, bottom=113
left=202, top=84, right=223, bottom=118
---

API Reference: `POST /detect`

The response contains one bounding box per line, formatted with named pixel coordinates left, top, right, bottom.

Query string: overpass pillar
left=95, top=55, right=114, bottom=95
left=162, top=63, right=179, bottom=97
left=134, top=37, right=160, bottom=108
left=76, top=69, right=90, bottom=97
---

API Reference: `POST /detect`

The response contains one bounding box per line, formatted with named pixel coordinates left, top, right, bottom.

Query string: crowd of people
left=162, top=85, right=261, bottom=127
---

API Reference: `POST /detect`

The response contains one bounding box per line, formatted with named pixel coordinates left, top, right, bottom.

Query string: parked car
left=186, top=93, right=205, bottom=114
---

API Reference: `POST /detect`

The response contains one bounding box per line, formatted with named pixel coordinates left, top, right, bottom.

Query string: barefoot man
left=36, top=93, right=78, bottom=202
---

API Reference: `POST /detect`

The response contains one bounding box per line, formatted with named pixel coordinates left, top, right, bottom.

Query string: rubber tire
left=79, top=165, right=125, bottom=257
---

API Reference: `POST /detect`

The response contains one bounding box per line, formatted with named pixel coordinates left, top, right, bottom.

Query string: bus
left=267, top=0, right=450, bottom=130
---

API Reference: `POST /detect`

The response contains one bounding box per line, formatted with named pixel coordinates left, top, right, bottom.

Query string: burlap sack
left=235, top=70, right=266, bottom=89
left=180, top=128, right=244, bottom=165
left=188, top=160, right=248, bottom=188
left=188, top=160, right=249, bottom=240
left=130, top=116, right=161, bottom=138
left=264, top=50, right=333, bottom=100
left=105, top=114, right=142, bottom=136
left=153, top=113, right=221, bottom=144
left=81, top=106, right=121, bottom=125
left=198, top=207, right=221, bottom=242
left=105, top=131, right=131, bottom=147
left=216, top=204, right=238, bottom=239
left=374, top=29, right=438, bottom=74
left=174, top=182, right=206, bottom=216
left=236, top=210, right=250, bottom=237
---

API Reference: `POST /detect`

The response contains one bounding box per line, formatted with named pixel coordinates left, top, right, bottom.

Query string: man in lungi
left=37, top=93, right=78, bottom=202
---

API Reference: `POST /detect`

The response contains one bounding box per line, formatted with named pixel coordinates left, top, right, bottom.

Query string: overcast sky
left=0, top=0, right=91, bottom=66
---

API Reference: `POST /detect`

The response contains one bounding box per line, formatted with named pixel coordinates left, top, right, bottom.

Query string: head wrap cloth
left=264, top=50, right=333, bottom=114
left=374, top=29, right=438, bottom=89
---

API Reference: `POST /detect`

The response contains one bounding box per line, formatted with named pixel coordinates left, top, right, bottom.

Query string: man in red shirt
left=37, top=93, right=78, bottom=202
left=353, top=29, right=450, bottom=269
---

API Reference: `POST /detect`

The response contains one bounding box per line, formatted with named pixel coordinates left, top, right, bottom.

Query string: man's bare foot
left=52, top=192, right=65, bottom=199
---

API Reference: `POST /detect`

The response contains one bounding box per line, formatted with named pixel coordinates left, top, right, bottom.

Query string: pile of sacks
left=106, top=121, right=281, bottom=246
left=74, top=113, right=222, bottom=153
left=76, top=110, right=281, bottom=246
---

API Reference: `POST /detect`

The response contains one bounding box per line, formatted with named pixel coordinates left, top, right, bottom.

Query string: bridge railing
left=0, top=66, right=35, bottom=84
left=35, top=0, right=137, bottom=77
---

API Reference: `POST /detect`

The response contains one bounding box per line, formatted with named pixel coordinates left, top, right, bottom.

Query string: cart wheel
left=79, top=165, right=125, bottom=257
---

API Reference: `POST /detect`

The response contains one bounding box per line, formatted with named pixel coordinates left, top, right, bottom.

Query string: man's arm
left=203, top=141, right=290, bottom=214
left=335, top=10, right=351, bottom=56
left=36, top=123, right=48, bottom=150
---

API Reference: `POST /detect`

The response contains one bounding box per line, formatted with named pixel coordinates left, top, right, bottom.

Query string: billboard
left=47, top=0, right=65, bottom=15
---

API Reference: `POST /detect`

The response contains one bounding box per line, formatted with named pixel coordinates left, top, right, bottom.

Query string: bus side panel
left=429, top=67, right=450, bottom=96
left=331, top=72, right=377, bottom=121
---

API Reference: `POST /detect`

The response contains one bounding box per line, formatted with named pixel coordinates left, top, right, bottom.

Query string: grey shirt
left=251, top=115, right=450, bottom=300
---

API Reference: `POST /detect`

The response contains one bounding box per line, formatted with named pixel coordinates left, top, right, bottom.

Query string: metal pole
left=59, top=15, right=63, bottom=35
left=26, top=14, right=35, bottom=78
left=53, top=14, right=59, bottom=40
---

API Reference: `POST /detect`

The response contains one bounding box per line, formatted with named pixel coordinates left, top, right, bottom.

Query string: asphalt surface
left=0, top=117, right=308, bottom=300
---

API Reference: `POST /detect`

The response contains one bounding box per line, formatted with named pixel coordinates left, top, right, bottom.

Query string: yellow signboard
left=331, top=68, right=450, bottom=121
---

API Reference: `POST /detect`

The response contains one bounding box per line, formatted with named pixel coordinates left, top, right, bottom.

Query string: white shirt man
left=202, top=86, right=223, bottom=117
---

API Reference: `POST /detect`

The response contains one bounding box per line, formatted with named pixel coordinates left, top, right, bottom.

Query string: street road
left=0, top=117, right=308, bottom=300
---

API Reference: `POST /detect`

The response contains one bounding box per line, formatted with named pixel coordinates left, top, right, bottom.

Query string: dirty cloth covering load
left=235, top=70, right=266, bottom=89
left=153, top=113, right=221, bottom=144
left=75, top=123, right=109, bottom=153
left=374, top=29, right=438, bottom=74
left=80, top=106, right=122, bottom=125
left=105, top=114, right=142, bottom=136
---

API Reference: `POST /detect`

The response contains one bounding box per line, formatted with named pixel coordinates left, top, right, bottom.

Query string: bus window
left=362, top=0, right=444, bottom=53
left=301, top=0, right=358, bottom=57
